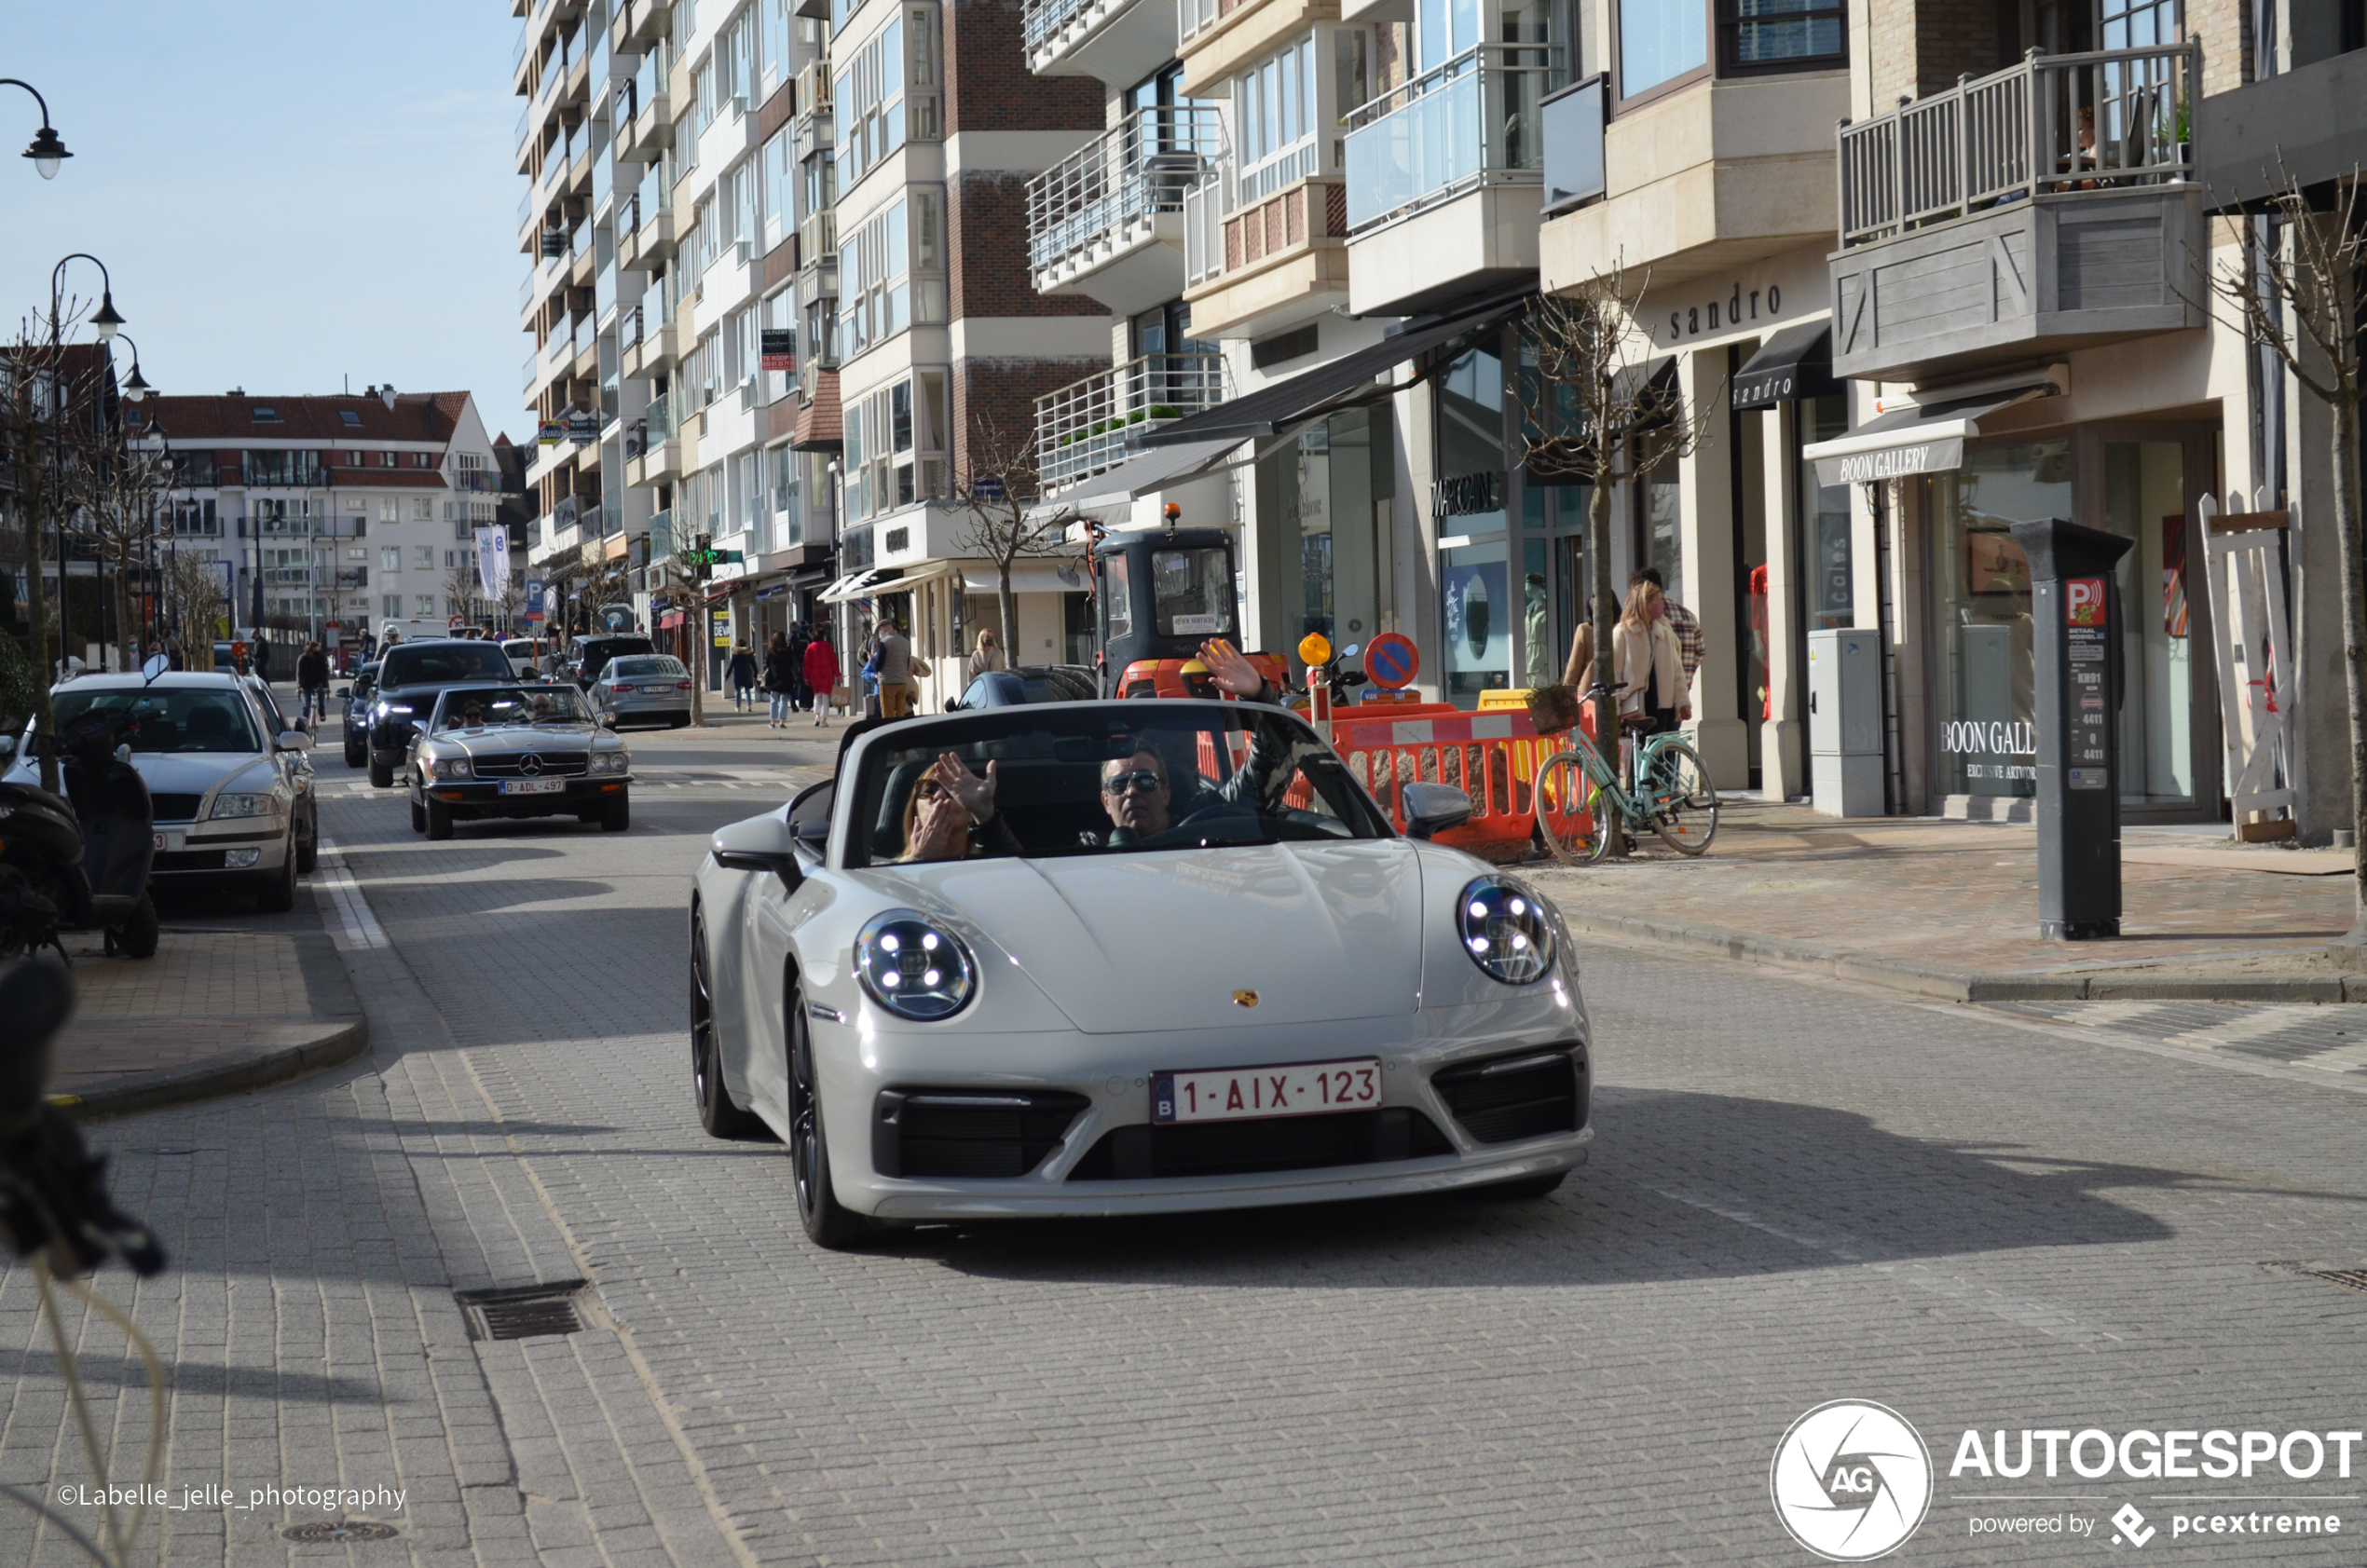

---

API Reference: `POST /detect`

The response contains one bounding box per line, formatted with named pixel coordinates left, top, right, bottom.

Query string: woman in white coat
left=1611, top=577, right=1690, bottom=736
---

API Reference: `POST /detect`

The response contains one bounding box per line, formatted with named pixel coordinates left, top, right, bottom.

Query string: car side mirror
left=1400, top=781, right=1473, bottom=840
left=277, top=729, right=313, bottom=753
left=0, top=735, right=17, bottom=759
left=335, top=686, right=351, bottom=699
left=710, top=814, right=801, bottom=888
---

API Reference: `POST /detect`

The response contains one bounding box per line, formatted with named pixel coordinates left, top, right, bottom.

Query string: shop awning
left=1802, top=383, right=2059, bottom=487
left=962, top=560, right=1089, bottom=594
left=1731, top=322, right=1837, bottom=412
left=1141, top=294, right=1530, bottom=448
left=1046, top=437, right=1244, bottom=514
left=817, top=560, right=957, bottom=605
left=817, top=567, right=887, bottom=605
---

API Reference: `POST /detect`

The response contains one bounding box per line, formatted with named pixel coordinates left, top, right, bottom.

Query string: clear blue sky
left=2, top=1, right=529, bottom=443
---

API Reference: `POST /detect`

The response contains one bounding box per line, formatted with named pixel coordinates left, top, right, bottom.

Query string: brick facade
left=949, top=173, right=1111, bottom=322
left=952, top=358, right=1111, bottom=488
left=943, top=0, right=1102, bottom=134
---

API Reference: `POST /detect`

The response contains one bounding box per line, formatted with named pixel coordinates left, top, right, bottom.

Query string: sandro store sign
left=1646, top=247, right=1827, bottom=350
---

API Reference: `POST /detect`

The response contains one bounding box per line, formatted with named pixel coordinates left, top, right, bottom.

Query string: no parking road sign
left=1363, top=632, right=1418, bottom=689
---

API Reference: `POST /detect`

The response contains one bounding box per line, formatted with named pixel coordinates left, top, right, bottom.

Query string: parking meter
left=2008, top=518, right=2132, bottom=940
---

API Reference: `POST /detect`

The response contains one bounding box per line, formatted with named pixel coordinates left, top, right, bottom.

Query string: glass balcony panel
left=1343, top=46, right=1561, bottom=232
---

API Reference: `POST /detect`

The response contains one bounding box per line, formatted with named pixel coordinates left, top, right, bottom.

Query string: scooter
left=0, top=658, right=163, bottom=961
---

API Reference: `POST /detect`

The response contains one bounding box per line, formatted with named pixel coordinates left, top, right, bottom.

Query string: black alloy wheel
left=689, top=916, right=765, bottom=1140
left=787, top=984, right=869, bottom=1248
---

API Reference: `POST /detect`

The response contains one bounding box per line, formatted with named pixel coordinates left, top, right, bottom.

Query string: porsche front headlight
left=855, top=909, right=976, bottom=1021
left=209, top=792, right=280, bottom=819
left=1457, top=876, right=1556, bottom=985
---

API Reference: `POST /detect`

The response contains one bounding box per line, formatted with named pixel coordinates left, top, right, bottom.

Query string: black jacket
left=296, top=650, right=330, bottom=689
left=763, top=648, right=799, bottom=691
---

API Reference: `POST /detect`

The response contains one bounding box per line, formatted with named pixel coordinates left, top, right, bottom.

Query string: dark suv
left=364, top=640, right=516, bottom=786
left=567, top=634, right=656, bottom=688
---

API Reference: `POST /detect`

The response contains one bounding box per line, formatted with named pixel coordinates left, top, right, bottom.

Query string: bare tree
left=442, top=562, right=484, bottom=631
left=1515, top=263, right=1721, bottom=853
left=69, top=436, right=171, bottom=670
left=951, top=415, right=1079, bottom=667
left=0, top=318, right=75, bottom=789
left=158, top=551, right=226, bottom=670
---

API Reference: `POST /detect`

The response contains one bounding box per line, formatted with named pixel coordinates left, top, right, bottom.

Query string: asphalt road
left=5, top=712, right=2364, bottom=1566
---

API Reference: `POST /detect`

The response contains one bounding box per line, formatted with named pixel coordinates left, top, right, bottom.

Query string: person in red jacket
left=801, top=629, right=841, bottom=729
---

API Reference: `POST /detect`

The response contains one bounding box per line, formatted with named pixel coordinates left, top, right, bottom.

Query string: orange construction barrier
left=1330, top=701, right=1598, bottom=852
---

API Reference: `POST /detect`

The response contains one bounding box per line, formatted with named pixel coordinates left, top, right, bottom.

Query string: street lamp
left=112, top=334, right=153, bottom=402
left=0, top=79, right=70, bottom=177
left=50, top=253, right=123, bottom=340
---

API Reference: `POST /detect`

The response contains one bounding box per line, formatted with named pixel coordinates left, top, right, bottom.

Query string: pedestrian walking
left=253, top=632, right=274, bottom=683
left=874, top=620, right=914, bottom=719
left=965, top=628, right=1005, bottom=683
left=802, top=629, right=841, bottom=729
left=787, top=621, right=813, bottom=710
left=763, top=632, right=799, bottom=728
left=728, top=642, right=758, bottom=712
left=296, top=641, right=331, bottom=726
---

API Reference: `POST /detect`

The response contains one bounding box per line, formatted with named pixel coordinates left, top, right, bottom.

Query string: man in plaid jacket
left=1639, top=566, right=1703, bottom=697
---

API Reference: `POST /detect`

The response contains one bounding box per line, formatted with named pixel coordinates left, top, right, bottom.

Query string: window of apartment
left=381, top=546, right=401, bottom=572
left=695, top=196, right=721, bottom=274
left=445, top=550, right=459, bottom=569
left=761, top=0, right=791, bottom=93
left=835, top=7, right=940, bottom=189
left=414, top=547, right=436, bottom=569
left=383, top=594, right=403, bottom=619
left=763, top=128, right=794, bottom=252
left=1622, top=0, right=1842, bottom=97
left=339, top=410, right=362, bottom=428
left=842, top=369, right=948, bottom=521
left=767, top=442, right=801, bottom=539
left=720, top=7, right=755, bottom=109
left=456, top=517, right=472, bottom=540
left=243, top=449, right=322, bottom=486
left=1237, top=38, right=1320, bottom=202
left=839, top=188, right=945, bottom=356
left=697, top=326, right=723, bottom=403
left=734, top=450, right=762, bottom=534
left=413, top=498, right=432, bottom=520
left=379, top=498, right=399, bottom=523
left=414, top=594, right=438, bottom=619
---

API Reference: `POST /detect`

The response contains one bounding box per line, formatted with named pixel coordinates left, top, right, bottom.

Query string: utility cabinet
left=1808, top=627, right=1884, bottom=817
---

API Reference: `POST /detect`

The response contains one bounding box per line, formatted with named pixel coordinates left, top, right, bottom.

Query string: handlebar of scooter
left=0, top=960, right=167, bottom=1280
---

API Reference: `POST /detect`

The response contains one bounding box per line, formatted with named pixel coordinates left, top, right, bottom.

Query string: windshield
left=846, top=704, right=1391, bottom=867
left=431, top=687, right=592, bottom=731
left=53, top=688, right=264, bottom=754
left=609, top=657, right=684, bottom=677
left=1151, top=547, right=1234, bottom=637
left=381, top=644, right=513, bottom=684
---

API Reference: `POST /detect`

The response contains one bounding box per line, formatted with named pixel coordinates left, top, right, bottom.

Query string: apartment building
left=1019, top=0, right=2364, bottom=836
left=134, top=391, right=513, bottom=648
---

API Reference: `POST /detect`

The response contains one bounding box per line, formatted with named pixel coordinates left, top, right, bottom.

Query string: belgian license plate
left=499, top=778, right=567, bottom=795
left=1151, top=1057, right=1383, bottom=1125
left=152, top=830, right=183, bottom=852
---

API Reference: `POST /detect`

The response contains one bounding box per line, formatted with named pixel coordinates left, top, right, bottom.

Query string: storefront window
left=1799, top=394, right=1854, bottom=630
left=1521, top=483, right=1594, bottom=686
left=1441, top=539, right=1510, bottom=699
left=1639, top=456, right=1681, bottom=595
left=1929, top=441, right=2070, bottom=798
left=2103, top=440, right=2194, bottom=804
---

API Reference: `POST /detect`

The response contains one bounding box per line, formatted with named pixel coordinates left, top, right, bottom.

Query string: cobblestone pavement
left=1980, top=998, right=2367, bottom=1077
left=6, top=719, right=2366, bottom=1565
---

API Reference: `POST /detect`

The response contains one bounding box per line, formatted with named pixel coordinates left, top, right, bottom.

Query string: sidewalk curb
left=1555, top=908, right=2362, bottom=1004
left=50, top=1018, right=370, bottom=1123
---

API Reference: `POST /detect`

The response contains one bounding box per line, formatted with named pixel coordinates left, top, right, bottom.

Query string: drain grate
left=282, top=1521, right=398, bottom=1543
left=2304, top=1269, right=2367, bottom=1294
left=455, top=1281, right=589, bottom=1342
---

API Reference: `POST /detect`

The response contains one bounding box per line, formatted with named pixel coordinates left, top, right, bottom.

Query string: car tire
left=601, top=792, right=630, bottom=832
left=368, top=756, right=393, bottom=788
left=690, top=917, right=768, bottom=1140
left=787, top=985, right=869, bottom=1250
left=424, top=798, right=454, bottom=841
left=295, top=814, right=318, bottom=874
left=256, top=845, right=297, bottom=913
left=111, top=892, right=159, bottom=960
left=344, top=740, right=365, bottom=769
left=410, top=791, right=426, bottom=833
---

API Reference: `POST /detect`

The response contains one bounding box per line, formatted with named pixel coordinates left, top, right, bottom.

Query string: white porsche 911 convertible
left=689, top=698, right=1593, bottom=1248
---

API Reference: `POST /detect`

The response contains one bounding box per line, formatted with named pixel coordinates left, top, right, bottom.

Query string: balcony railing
left=1027, top=105, right=1223, bottom=276
left=1035, top=352, right=1225, bottom=488
left=1183, top=166, right=1348, bottom=291
left=1838, top=42, right=2200, bottom=247
left=1021, top=0, right=1114, bottom=55
left=1343, top=44, right=1563, bottom=233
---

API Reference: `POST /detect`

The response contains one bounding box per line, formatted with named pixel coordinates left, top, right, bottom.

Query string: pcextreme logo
left=1771, top=1400, right=1936, bottom=1561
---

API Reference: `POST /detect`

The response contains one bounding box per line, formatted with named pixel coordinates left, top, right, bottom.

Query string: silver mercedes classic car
left=690, top=698, right=1593, bottom=1249
left=404, top=683, right=632, bottom=840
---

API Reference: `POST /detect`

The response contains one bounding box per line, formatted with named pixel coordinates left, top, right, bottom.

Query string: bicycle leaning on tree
left=1530, top=683, right=1720, bottom=863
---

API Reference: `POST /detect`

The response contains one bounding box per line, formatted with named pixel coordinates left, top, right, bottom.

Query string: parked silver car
left=9, top=673, right=314, bottom=910
left=588, top=654, right=693, bottom=729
